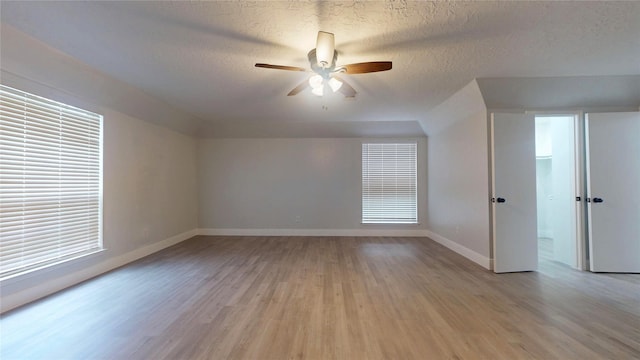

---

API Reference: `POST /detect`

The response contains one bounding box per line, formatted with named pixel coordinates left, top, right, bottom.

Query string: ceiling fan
left=255, top=31, right=392, bottom=98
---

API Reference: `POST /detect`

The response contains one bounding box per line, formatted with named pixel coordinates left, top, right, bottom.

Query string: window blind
left=0, top=85, right=102, bottom=280
left=362, top=143, right=417, bottom=224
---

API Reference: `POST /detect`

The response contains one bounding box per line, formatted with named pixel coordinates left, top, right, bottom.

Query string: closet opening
left=535, top=115, right=580, bottom=269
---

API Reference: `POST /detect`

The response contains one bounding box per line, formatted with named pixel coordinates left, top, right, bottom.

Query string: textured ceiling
left=1, top=1, right=639, bottom=137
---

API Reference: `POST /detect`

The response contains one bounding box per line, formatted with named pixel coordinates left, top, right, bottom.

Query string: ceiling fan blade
left=340, top=61, right=392, bottom=74
left=287, top=78, right=311, bottom=96
left=255, top=63, right=307, bottom=72
left=332, top=76, right=356, bottom=98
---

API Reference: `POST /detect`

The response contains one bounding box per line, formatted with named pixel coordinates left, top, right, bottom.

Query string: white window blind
left=0, top=85, right=102, bottom=280
left=362, top=143, right=417, bottom=224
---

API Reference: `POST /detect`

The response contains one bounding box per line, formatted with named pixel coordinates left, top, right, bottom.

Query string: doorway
left=534, top=115, right=579, bottom=268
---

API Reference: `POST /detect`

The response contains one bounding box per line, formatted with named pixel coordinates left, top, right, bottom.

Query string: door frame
left=487, top=111, right=586, bottom=271
left=575, top=112, right=587, bottom=271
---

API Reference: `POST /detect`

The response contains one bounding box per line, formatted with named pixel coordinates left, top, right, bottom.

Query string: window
left=362, top=143, right=417, bottom=224
left=0, top=85, right=102, bottom=280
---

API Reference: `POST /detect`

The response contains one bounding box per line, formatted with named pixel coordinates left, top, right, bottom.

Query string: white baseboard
left=198, top=228, right=429, bottom=237
left=538, top=231, right=553, bottom=239
left=0, top=228, right=198, bottom=313
left=424, top=230, right=492, bottom=270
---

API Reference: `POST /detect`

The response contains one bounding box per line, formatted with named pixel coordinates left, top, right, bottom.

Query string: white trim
left=0, top=229, right=198, bottom=313
left=424, top=230, right=492, bottom=270
left=574, top=112, right=588, bottom=271
left=489, top=113, right=498, bottom=271
left=538, top=231, right=553, bottom=239
left=198, top=228, right=428, bottom=237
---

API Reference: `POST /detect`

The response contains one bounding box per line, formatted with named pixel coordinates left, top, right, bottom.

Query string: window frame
left=0, top=84, right=104, bottom=281
left=361, top=141, right=418, bottom=225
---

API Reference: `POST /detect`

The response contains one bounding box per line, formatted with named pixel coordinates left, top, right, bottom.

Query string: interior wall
left=198, top=137, right=428, bottom=233
left=423, top=80, right=491, bottom=268
left=426, top=112, right=491, bottom=263
left=477, top=76, right=640, bottom=111
left=1, top=25, right=199, bottom=312
left=103, top=111, right=199, bottom=255
left=536, top=159, right=554, bottom=239
left=550, top=117, right=578, bottom=267
left=535, top=118, right=553, bottom=239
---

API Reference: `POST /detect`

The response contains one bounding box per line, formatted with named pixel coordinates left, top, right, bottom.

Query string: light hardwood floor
left=1, top=236, right=639, bottom=359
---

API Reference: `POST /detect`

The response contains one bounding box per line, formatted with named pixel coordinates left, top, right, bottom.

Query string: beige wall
left=198, top=138, right=428, bottom=233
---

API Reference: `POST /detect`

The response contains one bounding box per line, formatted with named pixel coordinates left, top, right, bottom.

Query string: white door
left=491, top=113, right=538, bottom=273
left=586, top=112, right=640, bottom=273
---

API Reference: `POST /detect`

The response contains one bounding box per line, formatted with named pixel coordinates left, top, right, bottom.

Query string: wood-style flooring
left=1, top=235, right=639, bottom=359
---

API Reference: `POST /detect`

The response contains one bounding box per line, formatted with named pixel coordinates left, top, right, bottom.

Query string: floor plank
left=1, top=236, right=639, bottom=359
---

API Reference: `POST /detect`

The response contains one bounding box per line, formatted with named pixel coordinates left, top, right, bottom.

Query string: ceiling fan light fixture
left=328, top=77, right=343, bottom=92
left=315, top=31, right=335, bottom=68
left=309, top=74, right=324, bottom=89
left=309, top=74, right=324, bottom=96
left=311, top=86, right=324, bottom=97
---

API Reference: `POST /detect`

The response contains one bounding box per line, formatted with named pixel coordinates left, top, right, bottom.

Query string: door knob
left=592, top=197, right=604, bottom=203
left=493, top=197, right=506, bottom=203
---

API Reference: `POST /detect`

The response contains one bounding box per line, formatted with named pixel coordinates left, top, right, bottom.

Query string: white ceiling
left=1, top=1, right=639, bottom=137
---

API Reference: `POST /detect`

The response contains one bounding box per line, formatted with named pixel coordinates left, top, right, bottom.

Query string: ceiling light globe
left=311, top=86, right=324, bottom=97
left=309, top=74, right=324, bottom=89
left=328, top=77, right=343, bottom=92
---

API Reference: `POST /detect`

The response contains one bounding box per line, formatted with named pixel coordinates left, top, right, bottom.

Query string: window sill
left=0, top=248, right=106, bottom=284
left=361, top=223, right=421, bottom=225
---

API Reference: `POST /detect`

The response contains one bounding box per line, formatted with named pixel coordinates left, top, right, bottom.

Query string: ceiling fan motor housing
left=308, top=49, right=339, bottom=79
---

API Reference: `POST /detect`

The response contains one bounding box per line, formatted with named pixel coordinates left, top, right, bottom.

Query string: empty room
left=1, top=1, right=639, bottom=359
